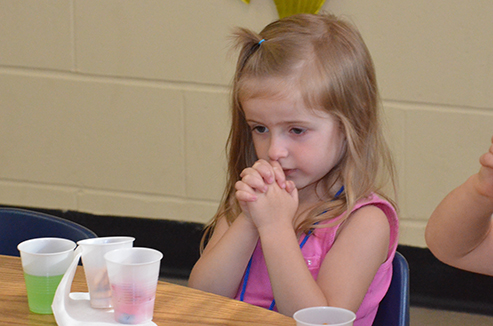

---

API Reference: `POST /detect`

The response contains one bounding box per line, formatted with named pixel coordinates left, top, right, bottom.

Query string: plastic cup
left=293, top=306, right=356, bottom=326
left=105, top=247, right=163, bottom=324
left=17, top=237, right=76, bottom=314
left=77, top=236, right=135, bottom=308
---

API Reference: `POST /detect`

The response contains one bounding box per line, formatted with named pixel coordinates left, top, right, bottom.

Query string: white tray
left=52, top=251, right=156, bottom=326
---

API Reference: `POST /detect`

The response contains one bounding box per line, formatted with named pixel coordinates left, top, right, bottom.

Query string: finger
left=252, top=160, right=275, bottom=184
left=287, top=181, right=299, bottom=202
left=270, top=161, right=286, bottom=189
left=240, top=173, right=268, bottom=193
left=480, top=137, right=493, bottom=168
left=239, top=167, right=257, bottom=178
left=285, top=180, right=297, bottom=194
left=235, top=179, right=255, bottom=193
left=236, top=190, right=258, bottom=202
left=235, top=181, right=258, bottom=202
left=240, top=168, right=268, bottom=192
left=480, top=151, right=493, bottom=169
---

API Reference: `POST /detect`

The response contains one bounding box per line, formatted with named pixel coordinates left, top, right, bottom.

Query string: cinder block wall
left=1, top=0, right=492, bottom=248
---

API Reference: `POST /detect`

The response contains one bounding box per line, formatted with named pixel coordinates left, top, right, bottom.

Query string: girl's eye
left=290, top=127, right=306, bottom=135
left=252, top=126, right=268, bottom=134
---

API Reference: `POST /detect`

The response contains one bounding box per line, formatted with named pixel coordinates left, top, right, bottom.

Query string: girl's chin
left=295, top=181, right=323, bottom=195
left=293, top=181, right=314, bottom=192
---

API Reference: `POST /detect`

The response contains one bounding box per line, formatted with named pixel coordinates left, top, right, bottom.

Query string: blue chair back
left=373, top=251, right=410, bottom=326
left=0, top=207, right=97, bottom=256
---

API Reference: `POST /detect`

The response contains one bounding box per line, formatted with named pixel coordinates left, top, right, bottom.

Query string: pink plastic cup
left=104, top=247, right=163, bottom=324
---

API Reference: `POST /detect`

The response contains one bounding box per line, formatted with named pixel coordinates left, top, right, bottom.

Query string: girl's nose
left=268, top=137, right=288, bottom=161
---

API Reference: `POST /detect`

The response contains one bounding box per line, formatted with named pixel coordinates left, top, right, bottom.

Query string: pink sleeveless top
left=233, top=193, right=399, bottom=326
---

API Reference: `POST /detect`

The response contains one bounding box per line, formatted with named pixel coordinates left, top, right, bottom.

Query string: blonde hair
left=201, top=13, right=396, bottom=250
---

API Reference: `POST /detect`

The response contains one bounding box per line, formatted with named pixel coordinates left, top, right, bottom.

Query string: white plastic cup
left=293, top=306, right=356, bottom=326
left=105, top=247, right=163, bottom=324
left=77, top=236, right=135, bottom=308
left=17, top=237, right=76, bottom=314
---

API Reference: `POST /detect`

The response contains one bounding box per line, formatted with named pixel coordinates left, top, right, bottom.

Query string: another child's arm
left=187, top=212, right=259, bottom=297
left=425, top=136, right=493, bottom=275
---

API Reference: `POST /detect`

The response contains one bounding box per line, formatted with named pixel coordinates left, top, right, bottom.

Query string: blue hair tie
left=258, top=39, right=265, bottom=46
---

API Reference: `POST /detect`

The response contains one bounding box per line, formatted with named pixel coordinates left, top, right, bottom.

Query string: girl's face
left=242, top=83, right=345, bottom=201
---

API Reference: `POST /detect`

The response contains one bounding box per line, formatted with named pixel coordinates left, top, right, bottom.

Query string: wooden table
left=0, top=255, right=294, bottom=325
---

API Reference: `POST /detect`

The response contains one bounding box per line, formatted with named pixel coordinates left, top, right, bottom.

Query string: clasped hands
left=235, top=159, right=299, bottom=231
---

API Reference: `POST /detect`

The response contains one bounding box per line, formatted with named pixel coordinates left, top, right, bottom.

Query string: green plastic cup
left=18, top=238, right=76, bottom=314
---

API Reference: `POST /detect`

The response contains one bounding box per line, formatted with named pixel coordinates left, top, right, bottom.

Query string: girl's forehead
left=241, top=85, right=333, bottom=122
left=239, top=76, right=299, bottom=102
left=239, top=76, right=328, bottom=116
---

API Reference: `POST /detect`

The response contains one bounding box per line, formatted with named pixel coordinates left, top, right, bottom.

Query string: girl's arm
left=425, top=137, right=493, bottom=275
left=258, top=202, right=389, bottom=316
left=188, top=213, right=259, bottom=298
left=315, top=206, right=390, bottom=313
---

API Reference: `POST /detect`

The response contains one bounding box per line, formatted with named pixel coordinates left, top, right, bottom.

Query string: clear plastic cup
left=17, top=237, right=76, bottom=314
left=104, top=247, right=163, bottom=324
left=77, top=236, right=135, bottom=308
left=293, top=306, right=356, bottom=326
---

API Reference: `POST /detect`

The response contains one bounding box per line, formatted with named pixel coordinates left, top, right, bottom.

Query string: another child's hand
left=477, top=135, right=493, bottom=199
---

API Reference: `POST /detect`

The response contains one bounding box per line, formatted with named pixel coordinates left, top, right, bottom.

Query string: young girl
left=426, top=136, right=493, bottom=275
left=188, top=13, right=399, bottom=325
